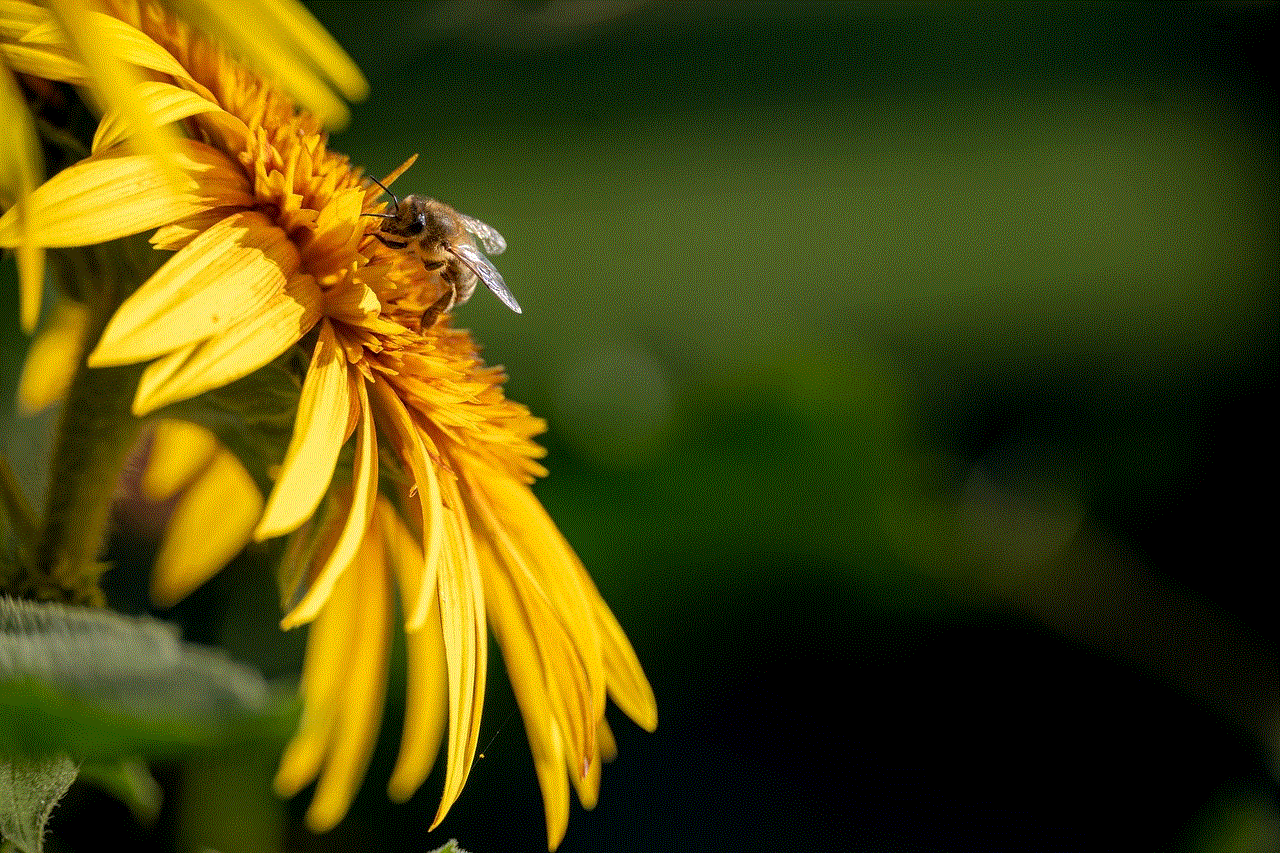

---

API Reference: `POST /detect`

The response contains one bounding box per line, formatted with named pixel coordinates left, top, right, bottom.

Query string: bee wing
left=456, top=212, right=507, bottom=255
left=452, top=243, right=522, bottom=314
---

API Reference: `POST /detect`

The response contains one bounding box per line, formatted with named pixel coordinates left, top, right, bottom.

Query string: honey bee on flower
left=363, top=175, right=522, bottom=316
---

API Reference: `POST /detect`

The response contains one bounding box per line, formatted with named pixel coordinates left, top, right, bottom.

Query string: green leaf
left=0, top=596, right=294, bottom=761
left=0, top=754, right=77, bottom=853
left=428, top=842, right=468, bottom=853
left=78, top=759, right=162, bottom=825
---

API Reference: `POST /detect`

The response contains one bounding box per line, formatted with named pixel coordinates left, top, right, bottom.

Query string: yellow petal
left=570, top=734, right=603, bottom=811
left=19, top=4, right=192, bottom=82
left=17, top=297, right=88, bottom=414
left=141, top=419, right=219, bottom=501
left=274, top=517, right=359, bottom=796
left=250, top=0, right=368, bottom=101
left=164, top=0, right=366, bottom=129
left=279, top=373, right=377, bottom=629
left=0, top=41, right=86, bottom=83
left=387, top=562, right=448, bottom=802
left=430, top=465, right=488, bottom=830
left=482, top=547, right=571, bottom=851
left=255, top=320, right=351, bottom=540
left=466, top=474, right=603, bottom=776
left=373, top=154, right=417, bottom=193
left=89, top=210, right=300, bottom=368
left=151, top=443, right=263, bottom=607
left=150, top=206, right=244, bottom=252
left=46, top=0, right=183, bottom=174
left=0, top=139, right=252, bottom=249
left=368, top=376, right=444, bottom=632
left=129, top=272, right=322, bottom=415
left=0, top=64, right=45, bottom=331
left=92, top=79, right=248, bottom=155
left=0, top=0, right=49, bottom=38
left=304, top=527, right=393, bottom=832
left=377, top=497, right=432, bottom=629
left=593, top=588, right=659, bottom=733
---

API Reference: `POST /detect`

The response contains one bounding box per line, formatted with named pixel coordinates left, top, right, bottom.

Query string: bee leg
left=419, top=287, right=456, bottom=328
left=373, top=233, right=409, bottom=249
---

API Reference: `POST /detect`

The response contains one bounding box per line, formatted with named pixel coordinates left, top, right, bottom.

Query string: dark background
left=3, top=2, right=1275, bottom=852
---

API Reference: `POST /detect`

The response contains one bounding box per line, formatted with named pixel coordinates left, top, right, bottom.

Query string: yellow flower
left=0, top=2, right=655, bottom=848
left=0, top=0, right=364, bottom=332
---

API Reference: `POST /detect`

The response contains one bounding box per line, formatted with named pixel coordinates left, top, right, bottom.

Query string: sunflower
left=0, top=1, right=655, bottom=848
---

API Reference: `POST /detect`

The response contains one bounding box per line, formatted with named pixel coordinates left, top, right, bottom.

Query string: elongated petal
left=592, top=588, right=659, bottom=733
left=275, top=510, right=359, bottom=796
left=151, top=444, right=263, bottom=607
left=377, top=497, right=431, bottom=629
left=256, top=320, right=351, bottom=540
left=251, top=0, right=368, bottom=100
left=466, top=473, right=604, bottom=776
left=16, top=297, right=87, bottom=415
left=23, top=4, right=193, bottom=81
left=0, top=0, right=49, bottom=38
left=304, top=527, right=393, bottom=832
left=431, top=462, right=488, bottom=830
left=0, top=42, right=86, bottom=83
left=0, top=64, right=44, bottom=331
left=0, top=139, right=252, bottom=249
left=130, top=272, right=322, bottom=415
left=92, top=79, right=248, bottom=154
left=481, top=541, right=571, bottom=851
left=369, top=376, right=444, bottom=631
left=141, top=419, right=218, bottom=501
left=89, top=210, right=300, bottom=367
left=387, top=552, right=448, bottom=802
left=280, top=373, right=377, bottom=629
left=165, top=0, right=366, bottom=128
left=46, top=0, right=182, bottom=172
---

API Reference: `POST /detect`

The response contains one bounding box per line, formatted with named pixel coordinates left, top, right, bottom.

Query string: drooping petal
left=596, top=716, right=617, bottom=762
left=0, top=0, right=48, bottom=38
left=164, top=0, right=367, bottom=129
left=45, top=0, right=182, bottom=171
left=89, top=210, right=299, bottom=367
left=130, top=271, right=322, bottom=415
left=481, top=538, right=572, bottom=851
left=280, top=372, right=377, bottom=629
left=274, top=505, right=360, bottom=796
left=151, top=442, right=263, bottom=607
left=16, top=297, right=87, bottom=415
left=140, top=418, right=218, bottom=501
left=0, top=139, right=252, bottom=249
left=465, top=471, right=605, bottom=779
left=0, top=64, right=45, bottom=331
left=21, top=3, right=194, bottom=82
left=255, top=319, right=351, bottom=540
left=377, top=495, right=432, bottom=630
left=386, top=519, right=449, bottom=802
left=247, top=0, right=368, bottom=100
left=591, top=584, right=659, bottom=734
left=369, top=376, right=444, bottom=631
left=303, top=524, right=393, bottom=832
left=92, top=79, right=248, bottom=155
left=430, top=460, right=488, bottom=831
left=0, top=34, right=87, bottom=83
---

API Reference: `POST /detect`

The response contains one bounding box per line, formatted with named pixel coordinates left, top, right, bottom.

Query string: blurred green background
left=3, top=2, right=1276, bottom=852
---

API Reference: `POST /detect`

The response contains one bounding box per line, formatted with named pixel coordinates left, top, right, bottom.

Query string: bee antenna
left=363, top=174, right=400, bottom=214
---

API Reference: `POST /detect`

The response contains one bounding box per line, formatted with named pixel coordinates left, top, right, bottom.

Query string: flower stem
left=17, top=239, right=159, bottom=606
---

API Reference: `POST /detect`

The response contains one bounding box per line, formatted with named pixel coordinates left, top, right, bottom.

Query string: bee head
left=395, top=197, right=426, bottom=236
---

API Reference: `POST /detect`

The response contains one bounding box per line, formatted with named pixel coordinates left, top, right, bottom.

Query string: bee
left=363, top=174, right=521, bottom=314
